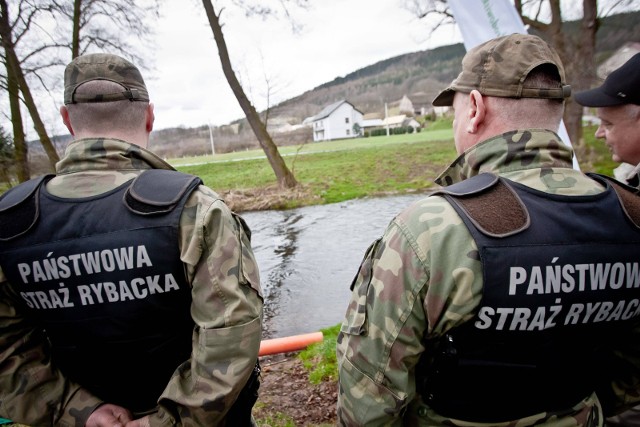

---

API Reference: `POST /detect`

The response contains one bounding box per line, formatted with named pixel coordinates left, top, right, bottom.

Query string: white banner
left=448, top=0, right=579, bottom=170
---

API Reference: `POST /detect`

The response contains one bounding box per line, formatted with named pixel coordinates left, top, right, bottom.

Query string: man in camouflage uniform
left=574, top=53, right=640, bottom=188
left=0, top=53, right=263, bottom=426
left=336, top=34, right=640, bottom=426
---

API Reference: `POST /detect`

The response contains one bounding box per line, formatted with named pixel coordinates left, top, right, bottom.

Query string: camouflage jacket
left=0, top=138, right=263, bottom=426
left=336, top=130, right=640, bottom=427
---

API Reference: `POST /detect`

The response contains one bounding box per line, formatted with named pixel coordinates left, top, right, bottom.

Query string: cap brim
left=432, top=88, right=455, bottom=107
left=574, top=87, right=625, bottom=107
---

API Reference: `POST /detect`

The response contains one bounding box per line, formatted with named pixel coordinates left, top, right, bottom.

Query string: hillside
left=29, top=10, right=640, bottom=165
left=146, top=10, right=640, bottom=159
left=147, top=42, right=466, bottom=159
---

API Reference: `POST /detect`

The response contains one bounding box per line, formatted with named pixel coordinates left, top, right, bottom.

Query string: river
left=241, top=192, right=429, bottom=339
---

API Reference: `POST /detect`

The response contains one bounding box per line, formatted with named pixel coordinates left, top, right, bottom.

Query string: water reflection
left=241, top=192, right=428, bottom=339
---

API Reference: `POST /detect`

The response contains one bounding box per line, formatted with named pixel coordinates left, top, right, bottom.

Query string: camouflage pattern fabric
left=432, top=34, right=571, bottom=107
left=64, top=53, right=149, bottom=104
left=336, top=130, right=640, bottom=426
left=0, top=138, right=263, bottom=426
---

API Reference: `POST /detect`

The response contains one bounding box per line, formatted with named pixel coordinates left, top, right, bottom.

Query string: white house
left=307, top=100, right=364, bottom=142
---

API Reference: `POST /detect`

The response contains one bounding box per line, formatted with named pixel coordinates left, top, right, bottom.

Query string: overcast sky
left=1, top=1, right=463, bottom=139
left=145, top=0, right=462, bottom=131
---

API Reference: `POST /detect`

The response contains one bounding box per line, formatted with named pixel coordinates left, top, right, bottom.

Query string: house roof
left=402, top=118, right=420, bottom=127
left=382, top=115, right=408, bottom=126
left=310, top=100, right=362, bottom=121
left=361, top=118, right=384, bottom=128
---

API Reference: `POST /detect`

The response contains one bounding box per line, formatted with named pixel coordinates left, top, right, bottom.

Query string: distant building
left=409, top=92, right=435, bottom=116
left=386, top=95, right=415, bottom=117
left=398, top=95, right=414, bottom=116
left=361, top=118, right=385, bottom=133
left=382, top=115, right=420, bottom=131
left=306, top=100, right=364, bottom=141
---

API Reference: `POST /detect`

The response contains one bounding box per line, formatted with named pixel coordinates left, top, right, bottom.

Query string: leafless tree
left=0, top=0, right=61, bottom=175
left=0, top=0, right=159, bottom=181
left=53, top=0, right=160, bottom=60
left=201, top=0, right=308, bottom=189
left=5, top=51, right=27, bottom=181
left=0, top=124, right=14, bottom=186
left=402, top=0, right=637, bottom=149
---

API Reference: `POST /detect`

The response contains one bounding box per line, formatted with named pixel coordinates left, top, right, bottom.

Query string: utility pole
left=384, top=102, right=390, bottom=137
left=207, top=123, right=215, bottom=156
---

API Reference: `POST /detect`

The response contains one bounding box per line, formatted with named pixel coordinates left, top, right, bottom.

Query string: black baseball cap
left=574, top=53, right=640, bottom=107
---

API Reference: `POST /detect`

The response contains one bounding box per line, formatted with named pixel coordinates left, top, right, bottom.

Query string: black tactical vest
left=418, top=173, right=640, bottom=422
left=0, top=169, right=202, bottom=413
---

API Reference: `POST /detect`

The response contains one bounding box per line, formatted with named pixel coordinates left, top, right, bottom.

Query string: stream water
left=241, top=192, right=428, bottom=339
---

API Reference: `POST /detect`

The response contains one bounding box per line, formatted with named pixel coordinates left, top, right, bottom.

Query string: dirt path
left=254, top=354, right=337, bottom=426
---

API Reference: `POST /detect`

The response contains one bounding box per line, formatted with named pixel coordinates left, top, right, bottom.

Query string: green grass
left=297, top=323, right=341, bottom=384
left=252, top=406, right=296, bottom=427
left=1, top=123, right=614, bottom=203
left=175, top=132, right=457, bottom=208
left=582, top=124, right=617, bottom=176
left=169, top=127, right=454, bottom=167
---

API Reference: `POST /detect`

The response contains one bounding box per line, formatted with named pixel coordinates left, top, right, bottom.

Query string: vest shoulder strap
left=587, top=172, right=640, bottom=229
left=0, top=174, right=52, bottom=241
left=432, top=173, right=530, bottom=238
left=124, top=169, right=202, bottom=215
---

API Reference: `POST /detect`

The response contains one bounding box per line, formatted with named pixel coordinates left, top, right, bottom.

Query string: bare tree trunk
left=0, top=0, right=60, bottom=172
left=7, top=54, right=29, bottom=181
left=72, top=0, right=82, bottom=58
left=201, top=0, right=297, bottom=189
left=565, top=0, right=598, bottom=147
left=516, top=0, right=599, bottom=149
left=554, top=0, right=598, bottom=149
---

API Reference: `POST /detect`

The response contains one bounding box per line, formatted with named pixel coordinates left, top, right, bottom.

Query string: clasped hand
left=85, top=404, right=150, bottom=427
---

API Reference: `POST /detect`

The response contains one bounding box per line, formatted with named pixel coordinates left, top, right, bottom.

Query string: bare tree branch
left=201, top=0, right=298, bottom=189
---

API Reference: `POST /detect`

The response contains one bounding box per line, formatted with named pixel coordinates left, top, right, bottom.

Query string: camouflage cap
left=432, top=33, right=571, bottom=106
left=64, top=53, right=149, bottom=104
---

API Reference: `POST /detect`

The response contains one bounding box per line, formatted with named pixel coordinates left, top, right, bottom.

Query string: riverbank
left=174, top=124, right=613, bottom=213
left=255, top=354, right=337, bottom=426
left=173, top=126, right=458, bottom=212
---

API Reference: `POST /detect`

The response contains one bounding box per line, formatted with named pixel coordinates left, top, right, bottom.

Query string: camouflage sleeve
left=336, top=195, right=487, bottom=426
left=0, top=273, right=104, bottom=426
left=148, top=186, right=263, bottom=426
left=336, top=216, right=430, bottom=426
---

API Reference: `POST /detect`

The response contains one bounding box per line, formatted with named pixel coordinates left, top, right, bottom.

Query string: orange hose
left=259, top=331, right=324, bottom=356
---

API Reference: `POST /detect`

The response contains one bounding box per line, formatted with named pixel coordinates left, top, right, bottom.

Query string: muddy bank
left=255, top=354, right=337, bottom=426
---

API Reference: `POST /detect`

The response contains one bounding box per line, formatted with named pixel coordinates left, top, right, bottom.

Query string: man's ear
left=467, top=90, right=486, bottom=134
left=146, top=103, right=155, bottom=133
left=59, top=106, right=74, bottom=136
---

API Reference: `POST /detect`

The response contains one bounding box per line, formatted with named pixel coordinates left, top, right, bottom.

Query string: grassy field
left=0, top=122, right=614, bottom=204
left=173, top=129, right=458, bottom=208
left=171, top=123, right=614, bottom=210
